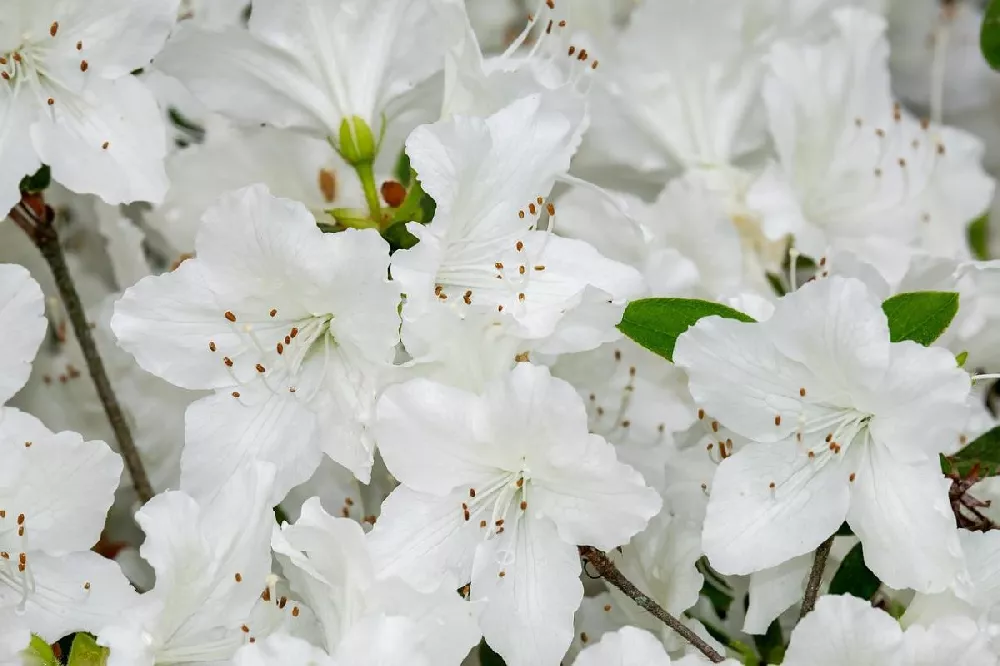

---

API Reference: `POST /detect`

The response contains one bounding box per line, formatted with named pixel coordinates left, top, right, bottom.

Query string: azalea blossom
left=368, top=362, right=661, bottom=666
left=674, top=275, right=969, bottom=591
left=0, top=0, right=176, bottom=214
left=112, top=184, right=401, bottom=494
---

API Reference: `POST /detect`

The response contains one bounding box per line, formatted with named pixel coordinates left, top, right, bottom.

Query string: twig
left=579, top=546, right=726, bottom=663
left=11, top=202, right=154, bottom=503
left=799, top=535, right=835, bottom=618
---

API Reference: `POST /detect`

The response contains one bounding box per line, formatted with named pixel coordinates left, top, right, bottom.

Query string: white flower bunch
left=4, top=0, right=1000, bottom=664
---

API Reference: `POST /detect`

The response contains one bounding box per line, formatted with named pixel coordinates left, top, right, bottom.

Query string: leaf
left=19, top=165, right=51, bottom=195
left=25, top=635, right=59, bottom=666
left=752, top=619, right=785, bottom=665
left=383, top=220, right=419, bottom=252
left=982, top=0, right=1000, bottom=70
left=618, top=298, right=755, bottom=363
left=881, top=291, right=959, bottom=346
left=67, top=634, right=109, bottom=666
left=393, top=150, right=412, bottom=187
left=956, top=351, right=969, bottom=368
left=945, top=425, right=1000, bottom=478
left=968, top=213, right=991, bottom=260
left=829, top=543, right=881, bottom=600
left=479, top=639, right=506, bottom=666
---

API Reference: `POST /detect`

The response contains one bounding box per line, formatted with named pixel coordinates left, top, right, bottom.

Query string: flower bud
left=338, top=116, right=377, bottom=166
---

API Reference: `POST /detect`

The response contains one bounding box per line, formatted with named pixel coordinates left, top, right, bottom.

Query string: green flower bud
left=338, top=115, right=377, bottom=166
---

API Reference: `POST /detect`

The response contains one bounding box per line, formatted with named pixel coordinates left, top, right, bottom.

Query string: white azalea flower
left=368, top=362, right=661, bottom=666
left=0, top=0, right=177, bottom=213
left=783, top=595, right=908, bottom=666
left=112, top=185, right=401, bottom=493
left=747, top=7, right=993, bottom=284
left=155, top=0, right=460, bottom=159
left=572, top=625, right=741, bottom=666
left=674, top=276, right=969, bottom=592
left=0, top=264, right=47, bottom=404
left=269, top=498, right=480, bottom=663
left=98, top=463, right=280, bottom=665
left=393, top=93, right=644, bottom=357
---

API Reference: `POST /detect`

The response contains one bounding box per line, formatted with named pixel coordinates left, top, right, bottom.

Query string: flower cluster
left=3, top=0, right=1000, bottom=665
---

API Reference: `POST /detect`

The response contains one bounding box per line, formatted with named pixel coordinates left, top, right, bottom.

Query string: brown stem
left=11, top=204, right=154, bottom=503
left=799, top=535, right=835, bottom=618
left=579, top=546, right=726, bottom=663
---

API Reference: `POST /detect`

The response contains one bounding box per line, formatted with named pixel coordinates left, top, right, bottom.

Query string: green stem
left=354, top=161, right=383, bottom=230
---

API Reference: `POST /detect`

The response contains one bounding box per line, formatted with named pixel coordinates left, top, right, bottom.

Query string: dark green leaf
left=766, top=272, right=787, bottom=296
left=19, top=165, right=51, bottom=195
left=752, top=619, right=785, bottom=665
left=274, top=504, right=289, bottom=524
left=945, top=425, right=1000, bottom=478
left=835, top=522, right=853, bottom=536
left=881, top=291, right=959, bottom=346
left=829, top=543, right=881, bottom=600
left=968, top=213, right=991, bottom=260
left=67, top=633, right=108, bottom=666
left=479, top=638, right=506, bottom=666
left=383, top=220, right=419, bottom=251
left=982, top=0, right=1000, bottom=70
left=698, top=557, right=735, bottom=618
left=393, top=151, right=412, bottom=187
left=618, top=298, right=755, bottom=362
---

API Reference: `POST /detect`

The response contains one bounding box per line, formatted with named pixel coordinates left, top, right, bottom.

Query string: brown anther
left=568, top=45, right=576, bottom=56
left=276, top=342, right=284, bottom=354
left=292, top=606, right=300, bottom=617
left=518, top=210, right=525, bottom=219
left=269, top=308, right=277, bottom=317
left=234, top=572, right=243, bottom=582
left=0, top=552, right=7, bottom=559
left=318, top=168, right=337, bottom=202
left=495, top=262, right=504, bottom=270
left=76, top=41, right=83, bottom=50
left=706, top=443, right=714, bottom=451
left=102, top=141, right=109, bottom=150
left=893, top=103, right=902, bottom=121
left=50, top=22, right=59, bottom=36
left=799, top=387, right=806, bottom=397
left=255, top=364, right=266, bottom=373
left=0, top=510, right=5, bottom=518
left=480, top=520, right=487, bottom=528
left=496, top=519, right=505, bottom=526
left=516, top=240, right=524, bottom=251
left=18, top=553, right=26, bottom=566
left=461, top=290, right=472, bottom=304
left=898, top=158, right=906, bottom=168
left=581, top=632, right=589, bottom=643
left=340, top=506, right=349, bottom=518
left=920, top=117, right=930, bottom=129
left=47, top=98, right=54, bottom=106
left=290, top=327, right=299, bottom=338
left=13, top=53, right=21, bottom=63
left=224, top=356, right=233, bottom=367
left=577, top=49, right=588, bottom=61
left=498, top=570, right=506, bottom=578
left=84, top=581, right=91, bottom=590
left=284, top=335, right=291, bottom=345
left=546, top=0, right=555, bottom=7
left=516, top=478, right=524, bottom=488
left=528, top=203, right=537, bottom=215
left=808, top=451, right=815, bottom=458
left=960, top=434, right=968, bottom=445
left=0, top=73, right=8, bottom=81
left=344, top=497, right=354, bottom=507
left=769, top=482, right=776, bottom=490
left=825, top=433, right=833, bottom=442
left=498, top=305, right=504, bottom=312
left=603, top=604, right=612, bottom=612
left=774, top=415, right=781, bottom=426
left=849, top=472, right=856, bottom=482
left=249, top=637, right=256, bottom=644
left=534, top=265, right=545, bottom=271
left=517, top=265, right=525, bottom=275
left=559, top=20, right=566, bottom=27
left=874, top=168, right=882, bottom=177
left=711, top=421, right=719, bottom=433
left=279, top=597, right=287, bottom=609
left=16, top=514, right=24, bottom=526
left=875, top=128, right=885, bottom=138
left=520, top=500, right=528, bottom=510
left=381, top=181, right=407, bottom=208
left=518, top=293, right=525, bottom=301
left=232, top=391, right=240, bottom=398
left=937, top=143, right=946, bottom=155
left=469, top=488, right=476, bottom=498
left=621, top=420, right=631, bottom=428
left=80, top=60, right=89, bottom=72
left=262, top=587, right=271, bottom=602
left=546, top=19, right=553, bottom=34
left=546, top=202, right=555, bottom=216
left=209, top=341, right=217, bottom=352
left=463, top=509, right=471, bottom=521
left=241, top=625, right=250, bottom=633
left=698, top=409, right=706, bottom=420
left=224, top=311, right=237, bottom=322
left=591, top=60, right=599, bottom=69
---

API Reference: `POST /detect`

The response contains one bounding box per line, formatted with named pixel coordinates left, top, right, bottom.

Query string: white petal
left=572, top=626, right=671, bottom=666
left=702, top=441, right=850, bottom=575
left=472, top=513, right=582, bottom=666
left=954, top=530, right=1000, bottom=609
left=531, top=430, right=661, bottom=551
left=31, top=76, right=169, bottom=205
left=374, top=378, right=510, bottom=495
left=742, top=554, right=811, bottom=635
left=783, top=595, right=906, bottom=666
left=0, top=408, right=121, bottom=555
left=21, top=551, right=139, bottom=642
left=903, top=616, right=997, bottom=666
left=0, top=88, right=42, bottom=215
left=367, top=485, right=480, bottom=592
left=182, top=388, right=320, bottom=503
left=0, top=265, right=46, bottom=403
left=331, top=615, right=429, bottom=666
left=233, top=633, right=334, bottom=666
left=846, top=445, right=962, bottom=593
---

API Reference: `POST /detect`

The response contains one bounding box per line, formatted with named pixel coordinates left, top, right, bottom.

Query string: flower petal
left=0, top=265, right=46, bottom=403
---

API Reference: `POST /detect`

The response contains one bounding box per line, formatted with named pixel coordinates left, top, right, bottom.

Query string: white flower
left=674, top=276, right=969, bottom=592
left=782, top=595, right=908, bottom=666
left=269, top=498, right=480, bottom=663
left=155, top=0, right=460, bottom=152
left=747, top=8, right=993, bottom=284
left=572, top=626, right=741, bottom=666
left=98, top=463, right=278, bottom=666
left=368, top=362, right=661, bottom=666
left=0, top=0, right=176, bottom=213
left=112, top=184, right=401, bottom=493
left=392, top=93, right=644, bottom=356
left=0, top=264, right=47, bottom=404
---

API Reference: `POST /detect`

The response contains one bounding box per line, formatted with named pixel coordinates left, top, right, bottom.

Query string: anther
left=498, top=570, right=506, bottom=578
left=520, top=500, right=527, bottom=510
left=528, top=203, right=537, bottom=215
left=774, top=415, right=781, bottom=426
left=568, top=45, right=576, bottom=56
left=463, top=290, right=472, bottom=304
left=495, top=262, right=504, bottom=270
left=516, top=478, right=524, bottom=488
left=83, top=581, right=90, bottom=590
left=711, top=421, right=719, bottom=433
left=898, top=158, right=906, bottom=168
left=102, top=142, right=109, bottom=150
left=546, top=203, right=556, bottom=216
left=209, top=341, right=216, bottom=352
left=769, top=482, right=776, bottom=490
left=50, top=22, right=59, bottom=36
left=469, top=488, right=476, bottom=498
left=225, top=311, right=237, bottom=322
left=480, top=520, right=487, bottom=528
left=290, top=327, right=299, bottom=338
left=80, top=60, right=89, bottom=72
left=518, top=265, right=525, bottom=275
left=849, top=472, right=856, bottom=482
left=235, top=572, right=243, bottom=582
left=518, top=211, right=525, bottom=219
left=255, top=364, right=266, bottom=373
left=799, top=387, right=806, bottom=397
left=47, top=98, right=55, bottom=106
left=241, top=625, right=250, bottom=633
left=269, top=308, right=277, bottom=317
left=698, top=409, right=705, bottom=420
left=534, top=265, right=545, bottom=271
left=232, top=391, right=240, bottom=398
left=16, top=514, right=24, bottom=525
left=516, top=241, right=524, bottom=251
left=292, top=606, right=300, bottom=617
left=518, top=293, right=525, bottom=301
left=224, top=357, right=233, bottom=367
left=76, top=41, right=83, bottom=50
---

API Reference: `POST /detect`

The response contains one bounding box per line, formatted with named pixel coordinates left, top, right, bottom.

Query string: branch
left=11, top=202, right=154, bottom=503
left=579, top=546, right=726, bottom=663
left=799, top=535, right=835, bottom=618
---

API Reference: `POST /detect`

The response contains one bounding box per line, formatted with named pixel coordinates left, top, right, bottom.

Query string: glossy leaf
left=881, top=292, right=959, bottom=346
left=618, top=298, right=755, bottom=362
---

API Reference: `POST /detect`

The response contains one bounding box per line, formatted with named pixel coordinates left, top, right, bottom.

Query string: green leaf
left=24, top=636, right=59, bottom=666
left=752, top=619, right=785, bottom=665
left=829, top=543, right=881, bottom=600
left=618, top=298, right=755, bottom=363
left=968, top=213, right=991, bottom=260
left=479, top=638, right=506, bottom=666
left=273, top=504, right=289, bottom=524
left=67, top=634, right=108, bottom=666
left=982, top=0, right=1000, bottom=70
left=945, top=425, right=1000, bottom=478
left=19, top=165, right=51, bottom=195
left=390, top=174, right=436, bottom=227
left=957, top=351, right=969, bottom=368
left=383, top=220, right=419, bottom=251
left=393, top=150, right=412, bottom=187
left=881, top=291, right=959, bottom=346
left=835, top=521, right=854, bottom=537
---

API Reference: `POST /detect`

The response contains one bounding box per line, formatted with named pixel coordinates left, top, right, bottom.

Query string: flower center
left=0, top=511, right=34, bottom=610
left=462, top=466, right=532, bottom=560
